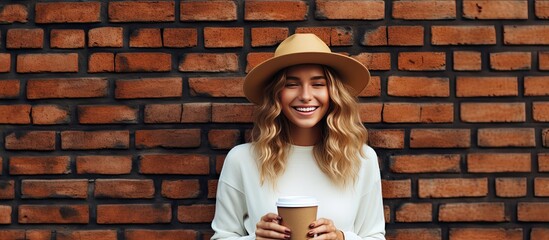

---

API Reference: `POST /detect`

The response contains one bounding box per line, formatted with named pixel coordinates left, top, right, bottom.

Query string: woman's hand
left=307, top=218, right=344, bottom=240
left=256, top=213, right=291, bottom=240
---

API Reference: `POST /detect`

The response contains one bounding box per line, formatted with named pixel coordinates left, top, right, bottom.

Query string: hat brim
left=243, top=52, right=370, bottom=104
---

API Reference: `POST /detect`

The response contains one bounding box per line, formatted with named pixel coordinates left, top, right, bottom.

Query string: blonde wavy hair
left=251, top=65, right=368, bottom=187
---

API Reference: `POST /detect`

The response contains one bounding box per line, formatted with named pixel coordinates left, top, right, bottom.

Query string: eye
left=285, top=81, right=299, bottom=88
left=312, top=81, right=327, bottom=87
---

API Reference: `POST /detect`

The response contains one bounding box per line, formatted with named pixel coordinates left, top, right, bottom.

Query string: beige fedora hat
left=243, top=33, right=370, bottom=104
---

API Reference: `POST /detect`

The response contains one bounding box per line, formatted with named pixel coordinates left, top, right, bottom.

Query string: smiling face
left=279, top=64, right=330, bottom=138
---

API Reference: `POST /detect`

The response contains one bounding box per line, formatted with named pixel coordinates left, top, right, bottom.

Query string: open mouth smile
left=293, top=106, right=319, bottom=112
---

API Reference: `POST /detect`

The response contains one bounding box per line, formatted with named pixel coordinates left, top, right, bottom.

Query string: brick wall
left=0, top=1, right=548, bottom=240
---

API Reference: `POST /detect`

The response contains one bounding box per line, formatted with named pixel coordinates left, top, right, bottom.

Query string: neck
left=288, top=124, right=322, bottom=146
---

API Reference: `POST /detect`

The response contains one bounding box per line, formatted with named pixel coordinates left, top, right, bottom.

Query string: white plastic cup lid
left=276, top=196, right=318, bottom=207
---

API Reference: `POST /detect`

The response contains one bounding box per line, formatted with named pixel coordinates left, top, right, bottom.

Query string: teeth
left=295, top=107, right=317, bottom=112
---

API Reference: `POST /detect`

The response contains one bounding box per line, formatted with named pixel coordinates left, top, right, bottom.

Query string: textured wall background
left=1, top=0, right=549, bottom=240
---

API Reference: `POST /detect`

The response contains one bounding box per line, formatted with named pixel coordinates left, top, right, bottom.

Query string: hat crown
left=274, top=34, right=331, bottom=57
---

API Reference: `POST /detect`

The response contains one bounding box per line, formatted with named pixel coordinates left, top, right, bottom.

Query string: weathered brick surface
left=0, top=1, right=546, bottom=238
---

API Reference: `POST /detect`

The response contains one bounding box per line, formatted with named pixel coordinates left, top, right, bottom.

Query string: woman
left=211, top=34, right=385, bottom=240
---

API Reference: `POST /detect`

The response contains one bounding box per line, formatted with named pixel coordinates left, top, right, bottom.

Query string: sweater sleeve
left=210, top=180, right=255, bottom=240
left=343, top=146, right=386, bottom=240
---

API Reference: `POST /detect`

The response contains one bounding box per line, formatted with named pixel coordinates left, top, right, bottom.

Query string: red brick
left=386, top=229, right=441, bottom=240
left=540, top=153, right=549, bottom=172
left=537, top=1, right=549, bottom=19
left=21, top=180, right=88, bottom=199
left=456, top=77, right=518, bottom=97
left=115, top=77, right=181, bottom=99
left=163, top=28, right=197, bottom=48
left=359, top=76, right=382, bottom=97
left=393, top=1, right=456, bottom=20
left=0, top=54, right=10, bottom=72
left=129, top=28, right=162, bottom=48
left=95, top=179, right=154, bottom=199
left=76, top=155, right=132, bottom=175
left=544, top=129, right=549, bottom=147
left=88, top=27, right=123, bottom=47
left=115, top=52, right=171, bottom=72
left=35, top=2, right=100, bottom=23
left=467, top=153, right=531, bottom=173
left=140, top=154, right=209, bottom=175
left=463, top=1, right=528, bottom=20
left=27, top=78, right=107, bottom=99
left=531, top=228, right=549, bottom=239
left=108, top=1, right=175, bottom=22
left=97, top=204, right=171, bottom=224
left=396, top=203, right=432, bottom=222
left=19, top=205, right=89, bottom=224
left=0, top=230, right=52, bottom=240
left=9, top=156, right=71, bottom=175
left=162, top=180, right=200, bottom=199
left=388, top=76, right=449, bottom=97
left=534, top=102, right=549, bottom=122
left=5, top=131, right=55, bottom=151
left=439, top=203, right=506, bottom=222
left=504, top=25, right=549, bottom=45
left=178, top=204, right=215, bottom=223
left=216, top=155, right=225, bottom=174
left=398, top=52, right=446, bottom=71
left=50, top=29, right=85, bottom=49
left=296, top=27, right=353, bottom=46
left=57, top=230, right=117, bottom=240
left=0, top=105, right=30, bottom=124
left=6, top=28, right=43, bottom=49
left=419, top=178, right=487, bottom=198
left=381, top=179, right=411, bottom=199
left=368, top=129, right=405, bottom=149
left=478, top=128, right=535, bottom=147
left=209, top=129, right=240, bottom=150
left=535, top=178, right=549, bottom=197
left=204, top=27, right=244, bottom=48
left=0, top=4, right=28, bottom=23
left=189, top=77, right=243, bottom=98
left=135, top=129, right=201, bottom=149
left=32, top=105, right=68, bottom=125
left=352, top=53, right=391, bottom=70
left=540, top=52, right=549, bottom=70
left=496, top=178, right=527, bottom=198
left=208, top=180, right=218, bottom=199
left=449, top=228, right=522, bottom=240
left=144, top=104, right=181, bottom=123
left=251, top=28, right=289, bottom=47
left=362, top=26, right=387, bottom=46
left=432, top=26, right=496, bottom=45
left=17, top=53, right=78, bottom=73
left=460, top=103, right=525, bottom=123
left=358, top=103, right=382, bottom=123
left=315, top=0, right=384, bottom=20
left=490, top=52, right=531, bottom=70
left=454, top=51, right=482, bottom=71
left=179, top=53, right=238, bottom=72
left=383, top=103, right=452, bottom=123
left=518, top=202, right=549, bottom=222
left=0, top=205, right=11, bottom=224
left=61, top=131, right=129, bottom=150
left=180, top=1, right=236, bottom=21
left=410, top=129, right=470, bottom=148
left=78, top=105, right=138, bottom=124
left=212, top=103, right=254, bottom=123
left=390, top=154, right=461, bottom=173
left=88, top=53, right=115, bottom=73
left=245, top=1, right=308, bottom=21
left=125, top=230, right=198, bottom=240
left=246, top=52, right=274, bottom=73
left=0, top=180, right=14, bottom=199
left=182, top=103, right=212, bottom=123
left=388, top=26, right=424, bottom=46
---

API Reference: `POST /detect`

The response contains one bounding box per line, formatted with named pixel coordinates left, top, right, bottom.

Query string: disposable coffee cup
left=276, top=196, right=318, bottom=240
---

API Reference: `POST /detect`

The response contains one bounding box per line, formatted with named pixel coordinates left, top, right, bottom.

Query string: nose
left=299, top=85, right=312, bottom=102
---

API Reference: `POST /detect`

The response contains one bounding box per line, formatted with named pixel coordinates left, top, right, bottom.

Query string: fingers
left=256, top=213, right=291, bottom=240
left=308, top=218, right=339, bottom=240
